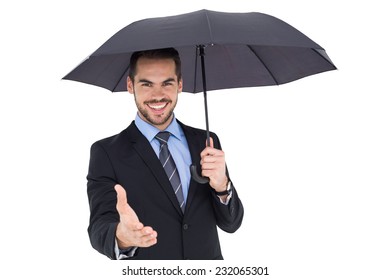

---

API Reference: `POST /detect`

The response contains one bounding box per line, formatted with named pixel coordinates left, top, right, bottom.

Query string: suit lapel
left=125, top=122, right=184, bottom=216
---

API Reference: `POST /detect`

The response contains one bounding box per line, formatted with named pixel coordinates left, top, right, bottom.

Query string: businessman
left=87, top=48, right=244, bottom=260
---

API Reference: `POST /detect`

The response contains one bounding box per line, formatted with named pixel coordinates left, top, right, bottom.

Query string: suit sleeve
left=86, top=141, right=119, bottom=259
left=210, top=133, right=244, bottom=233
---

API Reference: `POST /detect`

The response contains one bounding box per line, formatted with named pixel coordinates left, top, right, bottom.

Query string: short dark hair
left=128, top=48, right=182, bottom=83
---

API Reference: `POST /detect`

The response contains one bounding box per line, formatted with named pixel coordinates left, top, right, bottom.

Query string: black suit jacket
left=87, top=120, right=244, bottom=260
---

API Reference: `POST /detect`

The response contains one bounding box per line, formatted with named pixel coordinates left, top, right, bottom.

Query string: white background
left=1, top=0, right=389, bottom=279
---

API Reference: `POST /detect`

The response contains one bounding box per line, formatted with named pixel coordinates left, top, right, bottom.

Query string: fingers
left=201, top=137, right=223, bottom=158
left=136, top=226, right=158, bottom=247
left=117, top=224, right=158, bottom=248
left=127, top=226, right=158, bottom=244
left=200, top=137, right=228, bottom=190
left=200, top=137, right=225, bottom=165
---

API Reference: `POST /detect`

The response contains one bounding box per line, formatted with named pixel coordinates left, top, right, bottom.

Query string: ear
left=178, top=78, right=183, bottom=93
left=127, top=77, right=134, bottom=94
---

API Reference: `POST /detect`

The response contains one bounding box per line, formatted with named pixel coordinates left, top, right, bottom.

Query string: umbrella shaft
left=199, top=45, right=210, bottom=147
left=203, top=91, right=210, bottom=146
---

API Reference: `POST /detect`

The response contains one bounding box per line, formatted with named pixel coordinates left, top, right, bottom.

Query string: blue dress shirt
left=134, top=113, right=192, bottom=202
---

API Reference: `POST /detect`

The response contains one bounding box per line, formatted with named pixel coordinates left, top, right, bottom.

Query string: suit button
left=183, top=224, right=189, bottom=230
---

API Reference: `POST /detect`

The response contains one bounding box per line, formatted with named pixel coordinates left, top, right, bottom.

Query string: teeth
left=149, top=103, right=166, bottom=109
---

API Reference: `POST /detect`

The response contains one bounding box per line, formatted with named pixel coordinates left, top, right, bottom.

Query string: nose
left=150, top=85, right=166, bottom=99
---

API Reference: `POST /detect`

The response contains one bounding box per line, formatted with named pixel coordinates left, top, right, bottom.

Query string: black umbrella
left=63, top=9, right=336, bottom=183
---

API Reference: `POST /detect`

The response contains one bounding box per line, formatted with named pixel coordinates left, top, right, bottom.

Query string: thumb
left=115, top=184, right=128, bottom=213
left=114, top=184, right=142, bottom=230
left=205, top=137, right=214, bottom=148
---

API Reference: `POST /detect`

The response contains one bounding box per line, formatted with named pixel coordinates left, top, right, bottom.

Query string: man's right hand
left=114, top=184, right=158, bottom=249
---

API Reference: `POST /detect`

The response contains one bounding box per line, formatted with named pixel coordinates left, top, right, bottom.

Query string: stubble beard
left=134, top=94, right=177, bottom=127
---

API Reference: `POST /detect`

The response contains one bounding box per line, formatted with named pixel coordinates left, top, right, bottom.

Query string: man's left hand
left=200, top=137, right=228, bottom=192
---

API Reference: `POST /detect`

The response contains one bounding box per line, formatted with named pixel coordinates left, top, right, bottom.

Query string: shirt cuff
left=114, top=239, right=138, bottom=259
left=217, top=192, right=232, bottom=205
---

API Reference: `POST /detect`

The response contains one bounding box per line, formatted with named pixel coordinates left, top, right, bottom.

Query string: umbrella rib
left=248, top=46, right=279, bottom=85
left=311, top=48, right=337, bottom=70
left=193, top=47, right=199, bottom=92
left=112, top=61, right=131, bottom=92
left=191, top=10, right=213, bottom=93
left=204, top=10, right=214, bottom=41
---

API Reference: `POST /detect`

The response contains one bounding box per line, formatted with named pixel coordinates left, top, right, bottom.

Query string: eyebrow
left=137, top=78, right=176, bottom=84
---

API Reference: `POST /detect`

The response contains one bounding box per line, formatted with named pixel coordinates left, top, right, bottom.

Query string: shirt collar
left=135, top=113, right=182, bottom=142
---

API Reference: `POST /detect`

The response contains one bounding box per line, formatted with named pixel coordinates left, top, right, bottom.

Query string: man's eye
left=142, top=83, right=152, bottom=87
left=163, top=82, right=173, bottom=86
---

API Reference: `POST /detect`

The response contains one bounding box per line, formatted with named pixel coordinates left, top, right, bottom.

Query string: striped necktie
left=155, top=131, right=185, bottom=212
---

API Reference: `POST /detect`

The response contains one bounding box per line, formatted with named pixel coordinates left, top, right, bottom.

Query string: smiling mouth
left=146, top=99, right=171, bottom=112
left=148, top=103, right=168, bottom=110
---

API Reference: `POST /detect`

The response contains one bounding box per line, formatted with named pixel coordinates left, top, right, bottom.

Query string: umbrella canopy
left=63, top=9, right=336, bottom=93
left=63, top=9, right=336, bottom=183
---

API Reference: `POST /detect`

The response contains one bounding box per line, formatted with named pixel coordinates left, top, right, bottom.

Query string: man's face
left=127, top=57, right=182, bottom=130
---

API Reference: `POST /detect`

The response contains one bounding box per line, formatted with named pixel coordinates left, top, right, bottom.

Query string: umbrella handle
left=190, top=164, right=210, bottom=184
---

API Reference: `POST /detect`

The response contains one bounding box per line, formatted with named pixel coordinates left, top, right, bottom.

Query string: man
left=87, top=48, right=244, bottom=260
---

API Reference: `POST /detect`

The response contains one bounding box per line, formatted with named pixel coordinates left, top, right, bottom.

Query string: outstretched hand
left=115, top=184, right=158, bottom=249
